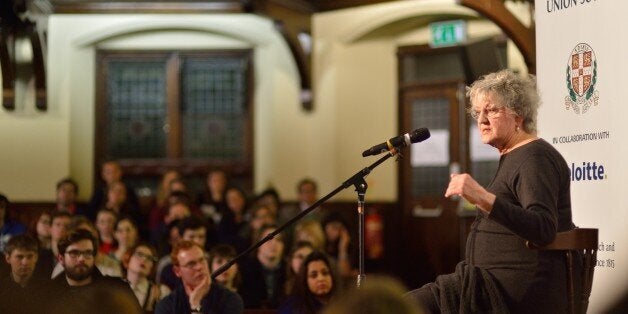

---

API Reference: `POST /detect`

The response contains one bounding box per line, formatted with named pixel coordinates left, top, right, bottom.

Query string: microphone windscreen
left=409, top=128, right=430, bottom=143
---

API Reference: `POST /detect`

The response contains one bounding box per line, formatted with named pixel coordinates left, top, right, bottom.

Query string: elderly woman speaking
left=407, top=70, right=575, bottom=313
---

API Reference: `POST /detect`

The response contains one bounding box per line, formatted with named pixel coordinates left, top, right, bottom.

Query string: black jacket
left=155, top=282, right=243, bottom=314
left=49, top=268, right=142, bottom=314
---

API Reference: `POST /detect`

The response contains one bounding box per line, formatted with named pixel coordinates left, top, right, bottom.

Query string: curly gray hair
left=467, top=69, right=540, bottom=133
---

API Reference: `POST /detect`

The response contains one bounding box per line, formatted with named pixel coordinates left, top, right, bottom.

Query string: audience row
left=0, top=162, right=384, bottom=313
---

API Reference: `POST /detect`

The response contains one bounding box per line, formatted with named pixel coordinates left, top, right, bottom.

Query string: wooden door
left=397, top=81, right=469, bottom=288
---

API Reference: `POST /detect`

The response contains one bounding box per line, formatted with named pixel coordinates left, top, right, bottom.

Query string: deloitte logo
left=570, top=161, right=606, bottom=181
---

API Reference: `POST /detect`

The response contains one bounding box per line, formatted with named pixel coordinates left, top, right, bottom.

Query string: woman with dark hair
left=321, top=213, right=354, bottom=279
left=284, top=241, right=314, bottom=296
left=112, top=216, right=139, bottom=262
left=278, top=251, right=339, bottom=314
left=217, top=185, right=250, bottom=252
left=29, top=209, right=52, bottom=250
left=209, top=244, right=241, bottom=293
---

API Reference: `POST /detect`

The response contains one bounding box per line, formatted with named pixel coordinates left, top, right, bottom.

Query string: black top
left=0, top=274, right=51, bottom=313
left=240, top=257, right=288, bottom=309
left=155, top=282, right=243, bottom=314
left=277, top=295, right=324, bottom=314
left=468, top=139, right=574, bottom=312
left=49, top=268, right=142, bottom=314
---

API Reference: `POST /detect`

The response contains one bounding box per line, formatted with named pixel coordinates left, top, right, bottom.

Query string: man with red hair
left=155, top=240, right=242, bottom=313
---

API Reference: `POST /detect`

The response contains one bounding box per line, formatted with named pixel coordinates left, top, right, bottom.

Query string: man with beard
left=155, top=240, right=243, bottom=314
left=0, top=235, right=50, bottom=313
left=51, top=228, right=141, bottom=314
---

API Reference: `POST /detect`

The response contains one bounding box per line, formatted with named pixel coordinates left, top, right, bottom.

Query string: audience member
left=278, top=251, right=339, bottom=314
left=112, top=216, right=139, bottom=262
left=50, top=228, right=141, bottom=313
left=52, top=215, right=122, bottom=278
left=88, top=160, right=138, bottom=219
left=0, top=235, right=50, bottom=313
left=103, top=181, right=144, bottom=226
left=294, top=220, right=326, bottom=252
left=158, top=216, right=209, bottom=290
left=29, top=209, right=52, bottom=250
left=322, top=213, right=354, bottom=278
left=217, top=186, right=249, bottom=252
left=155, top=240, right=243, bottom=314
left=55, top=177, right=87, bottom=216
left=255, top=187, right=282, bottom=219
left=244, top=205, right=276, bottom=247
left=0, top=193, right=26, bottom=253
left=209, top=244, right=241, bottom=293
left=240, top=224, right=287, bottom=309
left=122, top=243, right=171, bottom=312
left=95, top=209, right=118, bottom=255
left=149, top=170, right=183, bottom=231
left=155, top=219, right=182, bottom=276
left=34, top=211, right=71, bottom=279
left=279, top=178, right=326, bottom=249
left=151, top=199, right=191, bottom=254
left=155, top=170, right=182, bottom=209
left=285, top=240, right=314, bottom=296
left=198, top=169, right=229, bottom=223
left=279, top=178, right=324, bottom=224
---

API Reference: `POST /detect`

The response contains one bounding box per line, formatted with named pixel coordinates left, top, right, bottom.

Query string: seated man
left=0, top=234, right=50, bottom=313
left=55, top=177, right=88, bottom=216
left=158, top=216, right=209, bottom=290
left=155, top=240, right=243, bottom=314
left=50, top=229, right=141, bottom=313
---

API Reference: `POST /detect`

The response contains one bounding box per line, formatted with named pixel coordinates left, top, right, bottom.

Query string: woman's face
left=306, top=260, right=332, bottom=297
left=324, top=221, right=343, bottom=242
left=96, top=212, right=116, bottom=237
left=115, top=219, right=138, bottom=247
left=36, top=213, right=52, bottom=238
left=291, top=246, right=313, bottom=274
left=128, top=246, right=156, bottom=277
left=211, top=256, right=238, bottom=285
left=472, top=92, right=520, bottom=150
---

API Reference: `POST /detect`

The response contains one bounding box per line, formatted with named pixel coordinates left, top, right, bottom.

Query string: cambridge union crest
left=565, top=43, right=599, bottom=114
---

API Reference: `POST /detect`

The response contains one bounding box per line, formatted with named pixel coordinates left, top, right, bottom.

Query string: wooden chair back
left=526, top=228, right=598, bottom=314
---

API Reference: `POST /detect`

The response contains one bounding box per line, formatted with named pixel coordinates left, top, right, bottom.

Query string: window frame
left=95, top=49, right=254, bottom=183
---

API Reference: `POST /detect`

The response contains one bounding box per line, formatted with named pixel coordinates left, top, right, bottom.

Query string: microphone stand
left=211, top=149, right=401, bottom=288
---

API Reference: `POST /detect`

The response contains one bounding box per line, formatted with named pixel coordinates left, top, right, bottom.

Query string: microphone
left=362, top=128, right=430, bottom=157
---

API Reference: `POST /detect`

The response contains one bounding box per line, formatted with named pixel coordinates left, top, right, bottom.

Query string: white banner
left=536, top=0, right=627, bottom=311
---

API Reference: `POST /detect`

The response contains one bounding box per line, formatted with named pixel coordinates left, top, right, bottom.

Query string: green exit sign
left=430, top=20, right=467, bottom=47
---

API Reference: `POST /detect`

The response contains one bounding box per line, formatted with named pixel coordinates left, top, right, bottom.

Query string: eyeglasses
left=65, top=249, right=95, bottom=259
left=470, top=106, right=504, bottom=121
left=133, top=251, right=157, bottom=262
left=179, top=256, right=208, bottom=270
